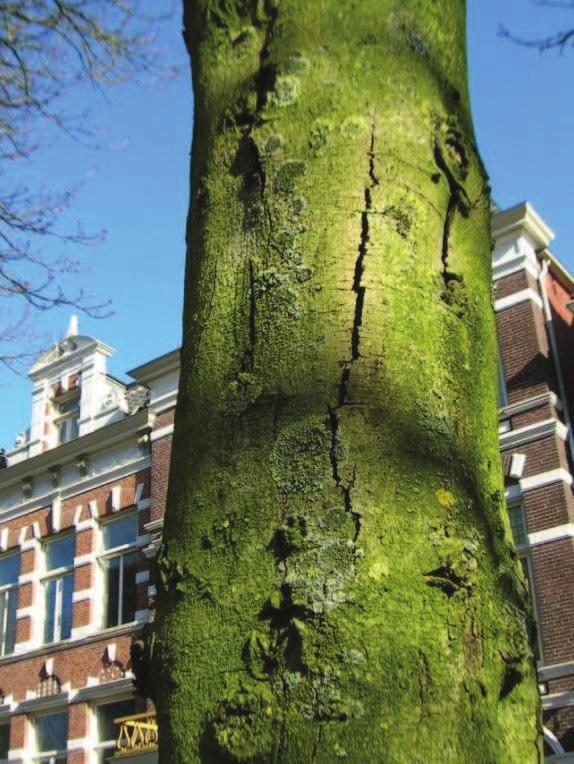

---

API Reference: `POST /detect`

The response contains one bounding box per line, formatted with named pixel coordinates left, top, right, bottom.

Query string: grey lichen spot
left=309, top=118, right=334, bottom=154
left=295, top=265, right=313, bottom=283
left=292, top=195, right=307, bottom=213
left=225, top=372, right=262, bottom=413
left=264, top=133, right=285, bottom=155
left=272, top=417, right=333, bottom=496
left=213, top=684, right=274, bottom=760
left=275, top=160, right=306, bottom=195
left=281, top=52, right=311, bottom=75
left=254, top=270, right=302, bottom=319
left=341, top=116, right=369, bottom=138
left=268, top=75, right=300, bottom=107
left=383, top=202, right=414, bottom=238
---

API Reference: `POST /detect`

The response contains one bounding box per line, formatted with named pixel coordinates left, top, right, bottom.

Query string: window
left=508, top=504, right=527, bottom=548
left=32, top=711, right=68, bottom=763
left=94, top=698, right=135, bottom=764
left=43, top=536, right=75, bottom=644
left=0, top=553, right=19, bottom=656
left=55, top=392, right=80, bottom=445
left=100, top=514, right=138, bottom=629
left=0, top=722, right=9, bottom=763
left=497, top=350, right=508, bottom=408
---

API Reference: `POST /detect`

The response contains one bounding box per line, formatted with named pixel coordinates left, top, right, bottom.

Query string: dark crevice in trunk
left=327, top=406, right=361, bottom=541
left=338, top=122, right=378, bottom=406
left=433, top=141, right=469, bottom=293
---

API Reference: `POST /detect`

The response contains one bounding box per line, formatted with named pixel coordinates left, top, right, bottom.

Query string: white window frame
left=91, top=693, right=135, bottom=764
left=42, top=536, right=75, bottom=646
left=97, top=513, right=139, bottom=631
left=30, top=709, right=68, bottom=763
left=0, top=552, right=19, bottom=657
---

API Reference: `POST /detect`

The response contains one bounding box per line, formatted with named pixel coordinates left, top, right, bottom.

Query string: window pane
left=97, top=699, right=135, bottom=744
left=121, top=553, right=138, bottom=625
left=44, top=579, right=57, bottom=643
left=0, top=723, right=9, bottom=758
left=103, top=557, right=121, bottom=628
left=35, top=711, right=68, bottom=753
left=509, top=505, right=527, bottom=547
left=102, top=515, right=137, bottom=551
left=0, top=554, right=19, bottom=586
left=60, top=573, right=74, bottom=640
left=46, top=536, right=75, bottom=570
left=3, top=589, right=17, bottom=655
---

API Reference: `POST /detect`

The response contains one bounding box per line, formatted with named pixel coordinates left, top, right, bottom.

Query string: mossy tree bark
left=140, top=1, right=542, bottom=761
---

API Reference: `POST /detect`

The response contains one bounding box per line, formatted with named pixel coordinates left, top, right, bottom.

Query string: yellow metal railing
left=114, top=712, right=158, bottom=757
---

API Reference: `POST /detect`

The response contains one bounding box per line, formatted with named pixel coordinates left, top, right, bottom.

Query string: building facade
left=0, top=202, right=572, bottom=761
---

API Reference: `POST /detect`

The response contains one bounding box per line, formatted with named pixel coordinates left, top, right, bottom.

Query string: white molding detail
left=148, top=584, right=156, bottom=597
left=135, top=570, right=150, bottom=585
left=0, top=528, right=8, bottom=551
left=111, top=485, right=122, bottom=512
left=74, top=552, right=96, bottom=567
left=134, top=608, right=150, bottom=623
left=505, top=467, right=574, bottom=501
left=67, top=737, right=92, bottom=752
left=494, top=288, right=543, bottom=313
left=542, top=690, right=574, bottom=711
left=499, top=391, right=562, bottom=420
left=51, top=495, right=61, bottom=533
left=538, top=661, right=574, bottom=682
left=522, top=468, right=573, bottom=492
left=499, top=418, right=568, bottom=450
left=73, top=676, right=133, bottom=703
left=528, top=523, right=574, bottom=549
left=17, top=690, right=69, bottom=713
left=493, top=252, right=540, bottom=282
left=16, top=607, right=34, bottom=620
left=70, top=625, right=93, bottom=640
left=72, top=589, right=93, bottom=603
left=89, top=499, right=99, bottom=519
left=137, top=497, right=151, bottom=511
left=7, top=749, right=26, bottom=761
left=75, top=518, right=97, bottom=532
left=150, top=423, right=174, bottom=442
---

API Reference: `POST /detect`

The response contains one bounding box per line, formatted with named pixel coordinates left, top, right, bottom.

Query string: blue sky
left=1, top=0, right=573, bottom=447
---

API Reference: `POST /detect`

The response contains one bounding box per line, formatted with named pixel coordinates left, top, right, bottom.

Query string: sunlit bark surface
left=141, top=2, right=542, bottom=761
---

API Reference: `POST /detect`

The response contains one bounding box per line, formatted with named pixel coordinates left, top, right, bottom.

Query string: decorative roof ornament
left=66, top=314, right=79, bottom=338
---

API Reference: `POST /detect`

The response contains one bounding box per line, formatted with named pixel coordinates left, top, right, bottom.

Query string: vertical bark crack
left=339, top=122, right=379, bottom=405
left=433, top=141, right=470, bottom=291
left=327, top=406, right=361, bottom=541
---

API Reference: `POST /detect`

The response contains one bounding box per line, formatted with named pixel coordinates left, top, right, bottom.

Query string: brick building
left=0, top=201, right=572, bottom=761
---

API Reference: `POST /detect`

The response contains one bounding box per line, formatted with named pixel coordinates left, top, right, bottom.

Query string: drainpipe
left=538, top=255, right=574, bottom=469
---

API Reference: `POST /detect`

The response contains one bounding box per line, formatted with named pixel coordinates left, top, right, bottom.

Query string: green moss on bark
left=147, top=1, right=542, bottom=761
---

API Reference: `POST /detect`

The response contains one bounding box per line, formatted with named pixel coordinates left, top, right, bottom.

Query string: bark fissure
left=339, top=123, right=378, bottom=405
left=247, top=259, right=257, bottom=370
left=433, top=140, right=470, bottom=292
left=327, top=406, right=361, bottom=541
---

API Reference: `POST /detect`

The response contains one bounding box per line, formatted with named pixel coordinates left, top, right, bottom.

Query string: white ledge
left=494, top=288, right=543, bottom=313
left=528, top=523, right=574, bottom=549
left=499, top=418, right=568, bottom=450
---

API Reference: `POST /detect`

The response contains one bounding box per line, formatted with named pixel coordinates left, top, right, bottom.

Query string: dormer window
left=54, top=390, right=80, bottom=445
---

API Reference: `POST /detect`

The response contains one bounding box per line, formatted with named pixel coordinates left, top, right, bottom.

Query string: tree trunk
left=145, top=1, right=542, bottom=760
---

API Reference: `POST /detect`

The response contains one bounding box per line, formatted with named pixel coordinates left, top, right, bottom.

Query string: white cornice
left=492, top=202, right=554, bottom=250
left=128, top=349, right=180, bottom=383
left=0, top=410, right=155, bottom=492
left=0, top=455, right=150, bottom=526
left=499, top=418, right=568, bottom=450
left=494, top=288, right=543, bottom=313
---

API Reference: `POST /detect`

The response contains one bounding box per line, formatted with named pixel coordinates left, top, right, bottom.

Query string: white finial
left=66, top=314, right=78, bottom=338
